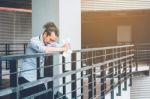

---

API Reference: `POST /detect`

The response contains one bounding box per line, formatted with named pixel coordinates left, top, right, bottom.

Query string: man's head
left=42, top=22, right=59, bottom=45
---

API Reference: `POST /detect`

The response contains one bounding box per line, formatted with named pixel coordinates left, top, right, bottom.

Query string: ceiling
left=1, top=0, right=150, bottom=11
left=82, top=0, right=150, bottom=11
left=0, top=0, right=31, bottom=9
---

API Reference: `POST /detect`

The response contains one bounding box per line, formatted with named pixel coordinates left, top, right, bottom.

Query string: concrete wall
left=32, top=0, right=59, bottom=36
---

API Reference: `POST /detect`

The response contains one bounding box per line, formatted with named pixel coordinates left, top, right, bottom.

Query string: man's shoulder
left=31, top=36, right=39, bottom=41
left=30, top=36, right=39, bottom=43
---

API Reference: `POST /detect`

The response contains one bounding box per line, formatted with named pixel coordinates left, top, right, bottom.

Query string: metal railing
left=134, top=43, right=150, bottom=72
left=0, top=43, right=27, bottom=69
left=0, top=44, right=134, bottom=99
left=0, top=43, right=27, bottom=55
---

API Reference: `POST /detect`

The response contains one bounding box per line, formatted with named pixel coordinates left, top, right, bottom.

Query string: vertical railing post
left=7, top=44, right=10, bottom=69
left=9, top=59, right=17, bottom=99
left=88, top=51, right=93, bottom=99
left=148, top=45, right=150, bottom=76
left=88, top=52, right=92, bottom=99
left=93, top=51, right=97, bottom=96
left=81, top=52, right=84, bottom=99
left=71, top=53, right=77, bottom=99
left=129, top=58, right=132, bottom=86
left=44, top=55, right=53, bottom=98
left=100, top=50, right=106, bottom=99
left=23, top=43, right=26, bottom=54
left=123, top=47, right=127, bottom=91
left=100, top=65, right=105, bottom=99
left=135, top=45, right=138, bottom=71
left=129, top=46, right=133, bottom=86
left=5, top=44, right=8, bottom=69
left=116, top=48, right=121, bottom=96
left=110, top=49, right=114, bottom=99
left=149, top=64, right=150, bottom=76
left=62, top=56, right=66, bottom=98
left=110, top=62, right=114, bottom=99
left=0, top=60, right=2, bottom=87
left=36, top=57, right=40, bottom=80
left=44, top=56, right=53, bottom=77
left=81, top=53, right=84, bottom=99
left=93, top=51, right=96, bottom=97
left=123, top=63, right=127, bottom=90
left=114, top=48, right=118, bottom=76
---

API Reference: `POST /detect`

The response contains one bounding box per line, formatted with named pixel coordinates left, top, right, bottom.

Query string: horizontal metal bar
left=0, top=77, right=52, bottom=96
left=0, top=53, right=55, bottom=61
left=0, top=87, right=16, bottom=97
left=52, top=55, right=133, bottom=81
left=1, top=55, right=133, bottom=81
left=23, top=88, right=52, bottom=99
left=74, top=44, right=134, bottom=53
left=0, top=43, right=27, bottom=45
left=0, top=44, right=134, bottom=61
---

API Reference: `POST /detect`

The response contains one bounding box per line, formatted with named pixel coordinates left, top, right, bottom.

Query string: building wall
left=81, top=10, right=150, bottom=48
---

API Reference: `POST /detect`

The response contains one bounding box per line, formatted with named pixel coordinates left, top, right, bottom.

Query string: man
left=19, top=21, right=69, bottom=99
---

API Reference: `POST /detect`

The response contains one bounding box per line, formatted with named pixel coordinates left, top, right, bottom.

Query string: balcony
left=0, top=44, right=149, bottom=99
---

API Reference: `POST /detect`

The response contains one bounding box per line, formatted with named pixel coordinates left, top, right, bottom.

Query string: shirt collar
left=39, top=34, right=45, bottom=45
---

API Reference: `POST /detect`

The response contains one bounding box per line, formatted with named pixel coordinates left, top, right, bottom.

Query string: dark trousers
left=19, top=77, right=47, bottom=99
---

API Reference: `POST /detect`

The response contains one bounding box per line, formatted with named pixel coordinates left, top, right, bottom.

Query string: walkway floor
left=131, top=76, right=150, bottom=99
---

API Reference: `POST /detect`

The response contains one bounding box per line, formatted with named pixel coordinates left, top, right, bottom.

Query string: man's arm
left=45, top=43, right=69, bottom=53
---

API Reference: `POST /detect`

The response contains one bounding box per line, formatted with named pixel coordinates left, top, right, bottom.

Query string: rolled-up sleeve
left=47, top=42, right=61, bottom=48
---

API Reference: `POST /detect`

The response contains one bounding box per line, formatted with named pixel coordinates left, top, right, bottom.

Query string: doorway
left=117, top=25, right=132, bottom=44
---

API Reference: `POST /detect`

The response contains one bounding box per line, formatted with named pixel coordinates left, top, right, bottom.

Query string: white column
left=59, top=1, right=81, bottom=98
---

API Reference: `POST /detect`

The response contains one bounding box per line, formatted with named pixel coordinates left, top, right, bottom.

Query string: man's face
left=43, top=32, right=57, bottom=45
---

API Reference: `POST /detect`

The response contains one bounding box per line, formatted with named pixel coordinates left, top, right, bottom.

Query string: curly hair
left=43, top=21, right=59, bottom=37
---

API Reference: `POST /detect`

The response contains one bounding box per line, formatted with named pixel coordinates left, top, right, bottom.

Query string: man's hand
left=61, top=43, right=70, bottom=51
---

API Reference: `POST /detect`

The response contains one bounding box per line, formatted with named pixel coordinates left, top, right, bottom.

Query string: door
left=117, top=25, right=132, bottom=44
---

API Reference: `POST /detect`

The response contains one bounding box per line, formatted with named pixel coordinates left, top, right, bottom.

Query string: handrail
left=0, top=44, right=134, bottom=60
